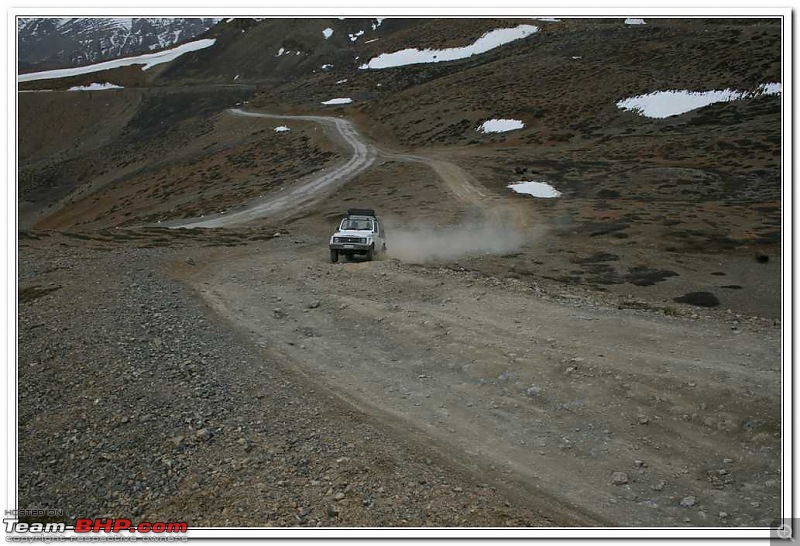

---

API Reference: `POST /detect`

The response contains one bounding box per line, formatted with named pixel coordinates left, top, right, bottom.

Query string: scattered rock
left=680, top=496, right=697, bottom=507
left=194, top=428, right=213, bottom=443
left=525, top=385, right=542, bottom=397
left=273, top=308, right=286, bottom=319
left=308, top=300, right=321, bottom=309
left=611, top=472, right=629, bottom=485
left=334, top=492, right=346, bottom=501
left=674, top=291, right=720, bottom=308
left=651, top=481, right=665, bottom=491
left=185, top=257, right=196, bottom=266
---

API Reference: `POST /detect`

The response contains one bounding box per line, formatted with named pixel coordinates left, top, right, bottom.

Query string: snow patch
left=372, top=18, right=385, bottom=30
left=322, top=27, right=334, bottom=39
left=359, top=24, right=538, bottom=70
left=534, top=18, right=561, bottom=22
left=508, top=181, right=561, bottom=198
left=321, top=97, right=353, bottom=105
left=274, top=126, right=290, bottom=133
left=336, top=78, right=348, bottom=84
left=478, top=118, right=525, bottom=133
left=321, top=64, right=333, bottom=69
left=67, top=82, right=123, bottom=91
left=617, top=83, right=782, bottom=119
left=625, top=18, right=646, bottom=25
left=349, top=30, right=365, bottom=42
left=18, top=38, right=217, bottom=82
left=757, top=82, right=782, bottom=95
left=276, top=47, right=285, bottom=56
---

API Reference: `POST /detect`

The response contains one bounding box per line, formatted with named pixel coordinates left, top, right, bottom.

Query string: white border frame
left=5, top=4, right=793, bottom=542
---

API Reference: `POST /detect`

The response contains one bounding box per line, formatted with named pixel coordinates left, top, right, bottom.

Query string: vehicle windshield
left=340, top=218, right=374, bottom=231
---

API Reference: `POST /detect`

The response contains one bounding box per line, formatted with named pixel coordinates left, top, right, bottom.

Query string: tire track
left=175, top=109, right=377, bottom=228
left=173, top=109, right=498, bottom=229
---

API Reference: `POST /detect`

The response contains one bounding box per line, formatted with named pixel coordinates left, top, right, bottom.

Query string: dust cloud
left=385, top=218, right=545, bottom=263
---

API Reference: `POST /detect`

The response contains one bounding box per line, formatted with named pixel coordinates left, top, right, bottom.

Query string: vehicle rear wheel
left=330, top=249, right=339, bottom=263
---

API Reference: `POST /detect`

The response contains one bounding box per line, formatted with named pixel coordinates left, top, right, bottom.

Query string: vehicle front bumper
left=330, top=242, right=372, bottom=252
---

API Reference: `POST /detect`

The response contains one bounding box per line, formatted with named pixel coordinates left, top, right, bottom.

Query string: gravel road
left=172, top=109, right=504, bottom=229
left=174, top=109, right=378, bottom=229
left=17, top=105, right=783, bottom=527
left=18, top=233, right=583, bottom=527
left=185, top=234, right=782, bottom=527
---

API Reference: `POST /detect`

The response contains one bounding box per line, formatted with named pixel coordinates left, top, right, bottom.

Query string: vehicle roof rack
left=346, top=208, right=376, bottom=217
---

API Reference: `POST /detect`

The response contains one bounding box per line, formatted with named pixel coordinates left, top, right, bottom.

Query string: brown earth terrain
left=16, top=16, right=785, bottom=531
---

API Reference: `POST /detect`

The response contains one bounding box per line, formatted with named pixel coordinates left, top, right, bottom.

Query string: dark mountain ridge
left=17, top=17, right=220, bottom=71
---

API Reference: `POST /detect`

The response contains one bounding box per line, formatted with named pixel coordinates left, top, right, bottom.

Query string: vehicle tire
left=366, top=244, right=374, bottom=261
left=330, top=249, right=339, bottom=263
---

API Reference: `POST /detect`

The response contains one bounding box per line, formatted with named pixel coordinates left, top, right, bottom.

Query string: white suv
left=329, top=208, right=386, bottom=263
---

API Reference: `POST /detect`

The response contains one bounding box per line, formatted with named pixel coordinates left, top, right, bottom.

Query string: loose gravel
left=18, top=235, right=563, bottom=527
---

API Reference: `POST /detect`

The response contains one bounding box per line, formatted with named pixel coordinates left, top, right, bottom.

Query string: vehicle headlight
left=333, top=237, right=342, bottom=243
left=360, top=238, right=367, bottom=243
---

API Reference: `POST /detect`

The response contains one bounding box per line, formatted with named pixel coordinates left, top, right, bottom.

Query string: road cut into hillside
left=181, top=235, right=782, bottom=527
left=174, top=109, right=502, bottom=229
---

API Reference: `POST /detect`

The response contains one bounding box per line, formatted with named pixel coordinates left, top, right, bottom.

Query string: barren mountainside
left=17, top=16, right=784, bottom=531
left=19, top=18, right=782, bottom=257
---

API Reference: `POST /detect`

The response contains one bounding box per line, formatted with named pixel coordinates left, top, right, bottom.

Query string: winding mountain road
left=176, top=109, right=378, bottom=228
left=174, top=108, right=495, bottom=228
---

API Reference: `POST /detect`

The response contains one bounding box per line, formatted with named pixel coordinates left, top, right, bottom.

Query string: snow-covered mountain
left=17, top=17, right=220, bottom=71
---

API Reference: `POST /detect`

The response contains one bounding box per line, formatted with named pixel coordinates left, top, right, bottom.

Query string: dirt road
left=168, top=107, right=782, bottom=527
left=174, top=109, right=499, bottom=229
left=176, top=109, right=376, bottom=228
left=182, top=235, right=782, bottom=527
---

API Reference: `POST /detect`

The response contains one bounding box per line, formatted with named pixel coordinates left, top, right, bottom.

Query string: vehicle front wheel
left=330, top=249, right=339, bottom=263
left=366, top=244, right=374, bottom=261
